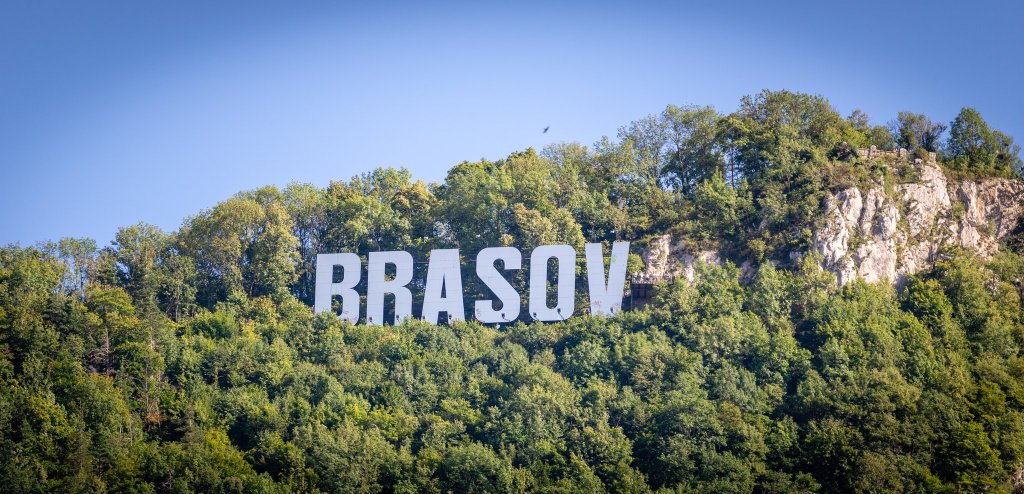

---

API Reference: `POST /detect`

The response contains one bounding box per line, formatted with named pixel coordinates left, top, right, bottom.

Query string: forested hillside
left=3, top=90, right=1024, bottom=492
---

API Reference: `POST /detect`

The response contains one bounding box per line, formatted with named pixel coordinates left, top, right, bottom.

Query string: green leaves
left=946, top=107, right=1022, bottom=177
left=4, top=241, right=1024, bottom=492
left=892, top=111, right=947, bottom=153
left=179, top=192, right=300, bottom=304
left=2, top=89, right=1024, bottom=492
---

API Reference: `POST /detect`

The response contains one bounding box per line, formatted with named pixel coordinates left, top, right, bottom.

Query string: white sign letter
left=475, top=247, right=521, bottom=323
left=585, top=241, right=630, bottom=316
left=422, top=249, right=465, bottom=324
left=366, top=251, right=414, bottom=325
left=314, top=253, right=362, bottom=323
left=529, top=244, right=575, bottom=322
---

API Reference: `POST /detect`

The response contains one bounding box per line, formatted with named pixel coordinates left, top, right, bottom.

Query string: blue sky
left=1, top=0, right=1021, bottom=246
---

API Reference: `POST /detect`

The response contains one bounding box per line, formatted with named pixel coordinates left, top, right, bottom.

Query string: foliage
left=890, top=111, right=947, bottom=153
left=946, top=107, right=1022, bottom=177
left=2, top=90, right=1024, bottom=492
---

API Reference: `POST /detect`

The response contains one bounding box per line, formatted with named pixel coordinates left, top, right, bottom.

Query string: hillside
left=2, top=90, right=1024, bottom=493
left=640, top=148, right=1024, bottom=286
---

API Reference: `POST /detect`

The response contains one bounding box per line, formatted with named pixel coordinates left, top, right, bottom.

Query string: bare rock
left=637, top=235, right=721, bottom=283
left=813, top=159, right=1023, bottom=286
left=637, top=156, right=1023, bottom=287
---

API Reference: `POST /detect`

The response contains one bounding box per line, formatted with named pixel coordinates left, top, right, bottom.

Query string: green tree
left=891, top=111, right=946, bottom=152
left=179, top=192, right=299, bottom=305
left=112, top=223, right=166, bottom=312
left=946, top=107, right=997, bottom=170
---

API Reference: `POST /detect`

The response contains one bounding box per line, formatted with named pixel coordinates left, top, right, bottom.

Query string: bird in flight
left=543, top=126, right=550, bottom=134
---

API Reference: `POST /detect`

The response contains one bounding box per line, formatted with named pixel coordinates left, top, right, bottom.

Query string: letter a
left=422, top=249, right=465, bottom=324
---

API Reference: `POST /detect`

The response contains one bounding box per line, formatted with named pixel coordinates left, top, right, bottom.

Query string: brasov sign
left=314, top=242, right=629, bottom=325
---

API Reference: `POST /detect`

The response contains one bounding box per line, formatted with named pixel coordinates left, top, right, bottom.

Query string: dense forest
left=3, top=90, right=1024, bottom=492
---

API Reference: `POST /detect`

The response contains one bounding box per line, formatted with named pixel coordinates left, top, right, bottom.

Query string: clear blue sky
left=2, top=0, right=1021, bottom=246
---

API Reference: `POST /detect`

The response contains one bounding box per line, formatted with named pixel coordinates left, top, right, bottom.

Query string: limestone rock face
left=636, top=235, right=722, bottom=284
left=813, top=160, right=1023, bottom=285
left=637, top=157, right=1023, bottom=286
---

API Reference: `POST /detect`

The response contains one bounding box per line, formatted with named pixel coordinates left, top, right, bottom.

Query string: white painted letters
left=366, top=251, right=414, bottom=325
left=316, top=242, right=631, bottom=324
left=585, top=241, right=630, bottom=316
left=421, top=249, right=465, bottom=324
left=314, top=253, right=362, bottom=323
left=528, top=244, right=576, bottom=322
left=475, top=247, right=522, bottom=323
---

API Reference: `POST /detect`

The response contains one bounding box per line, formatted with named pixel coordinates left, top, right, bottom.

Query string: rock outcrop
left=814, top=159, right=1023, bottom=285
left=635, top=235, right=723, bottom=284
left=637, top=152, right=1024, bottom=286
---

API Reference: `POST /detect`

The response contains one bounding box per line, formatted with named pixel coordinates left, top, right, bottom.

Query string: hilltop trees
left=891, top=111, right=947, bottom=153
left=947, top=107, right=997, bottom=168
left=617, top=104, right=726, bottom=193
left=178, top=191, right=300, bottom=305
left=946, top=107, right=1023, bottom=176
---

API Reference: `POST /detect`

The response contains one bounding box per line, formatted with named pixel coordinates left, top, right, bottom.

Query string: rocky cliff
left=638, top=151, right=1024, bottom=286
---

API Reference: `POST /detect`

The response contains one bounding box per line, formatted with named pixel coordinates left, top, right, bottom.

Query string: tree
left=993, top=130, right=1023, bottom=175
left=688, top=172, right=744, bottom=242
left=847, top=109, right=895, bottom=150
left=438, top=442, right=518, bottom=493
left=619, top=105, right=726, bottom=193
left=946, top=107, right=997, bottom=170
left=945, top=422, right=1002, bottom=491
left=113, top=223, right=166, bottom=312
left=436, top=159, right=513, bottom=252
left=891, top=111, right=946, bottom=152
left=39, top=237, right=96, bottom=297
left=178, top=192, right=299, bottom=305
left=282, top=182, right=330, bottom=305
left=727, top=90, right=850, bottom=177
